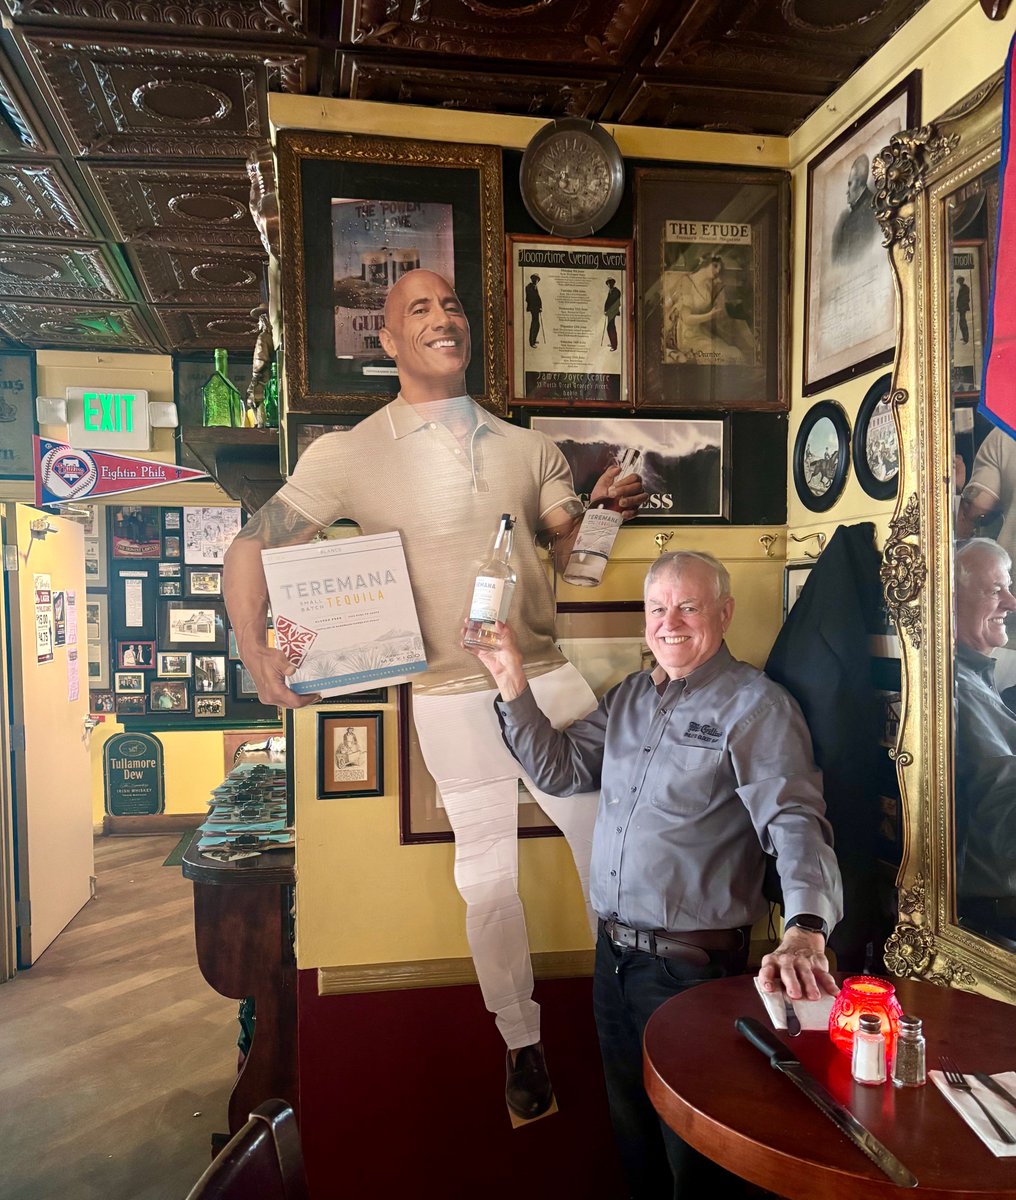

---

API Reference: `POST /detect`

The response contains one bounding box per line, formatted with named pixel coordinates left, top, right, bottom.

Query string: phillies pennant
left=35, top=437, right=208, bottom=505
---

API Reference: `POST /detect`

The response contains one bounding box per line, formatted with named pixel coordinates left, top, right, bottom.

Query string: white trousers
left=412, top=662, right=599, bottom=1050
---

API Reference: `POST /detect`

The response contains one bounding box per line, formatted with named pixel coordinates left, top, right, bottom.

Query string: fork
left=940, top=1057, right=1016, bottom=1144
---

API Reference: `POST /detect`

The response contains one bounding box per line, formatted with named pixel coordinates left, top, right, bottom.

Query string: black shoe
left=505, top=1041, right=553, bottom=1119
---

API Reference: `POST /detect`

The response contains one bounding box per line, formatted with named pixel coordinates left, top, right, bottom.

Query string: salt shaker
left=890, top=1014, right=926, bottom=1087
left=852, top=1012, right=887, bottom=1085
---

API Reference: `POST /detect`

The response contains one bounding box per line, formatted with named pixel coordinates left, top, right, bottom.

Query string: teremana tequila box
left=261, top=531, right=426, bottom=697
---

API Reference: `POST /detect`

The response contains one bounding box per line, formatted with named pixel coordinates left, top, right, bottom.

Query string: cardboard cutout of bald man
left=223, top=270, right=645, bottom=1120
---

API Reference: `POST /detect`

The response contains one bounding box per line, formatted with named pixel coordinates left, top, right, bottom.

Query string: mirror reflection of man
left=222, top=269, right=645, bottom=1120
left=467, top=550, right=841, bottom=1198
left=953, top=538, right=1016, bottom=942
left=831, top=153, right=881, bottom=264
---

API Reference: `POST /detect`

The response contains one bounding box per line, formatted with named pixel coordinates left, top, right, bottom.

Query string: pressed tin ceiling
left=0, top=0, right=930, bottom=354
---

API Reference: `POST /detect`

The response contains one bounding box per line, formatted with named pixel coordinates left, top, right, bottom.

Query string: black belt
left=600, top=917, right=747, bottom=964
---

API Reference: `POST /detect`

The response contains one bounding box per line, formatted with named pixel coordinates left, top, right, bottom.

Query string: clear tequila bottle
left=563, top=447, right=642, bottom=586
left=463, top=514, right=516, bottom=649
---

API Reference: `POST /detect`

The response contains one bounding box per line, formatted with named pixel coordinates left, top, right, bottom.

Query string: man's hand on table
left=758, top=926, right=839, bottom=1001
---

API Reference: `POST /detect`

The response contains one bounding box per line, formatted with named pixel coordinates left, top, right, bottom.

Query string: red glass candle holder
left=828, top=976, right=903, bottom=1058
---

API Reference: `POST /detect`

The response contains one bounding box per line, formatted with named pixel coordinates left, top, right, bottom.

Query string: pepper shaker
left=890, top=1014, right=926, bottom=1087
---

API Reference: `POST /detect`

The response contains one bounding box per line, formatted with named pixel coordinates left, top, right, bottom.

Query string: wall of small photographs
left=86, top=502, right=279, bottom=727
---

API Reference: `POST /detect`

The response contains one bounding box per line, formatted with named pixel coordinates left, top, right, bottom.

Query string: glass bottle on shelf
left=202, top=348, right=243, bottom=428
left=262, top=361, right=279, bottom=429
left=463, top=514, right=516, bottom=650
left=563, top=447, right=642, bottom=587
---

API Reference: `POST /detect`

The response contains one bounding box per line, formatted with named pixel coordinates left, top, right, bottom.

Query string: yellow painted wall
left=785, top=0, right=1016, bottom=552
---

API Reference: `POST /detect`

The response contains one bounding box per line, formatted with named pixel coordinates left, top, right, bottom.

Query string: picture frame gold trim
left=276, top=130, right=507, bottom=415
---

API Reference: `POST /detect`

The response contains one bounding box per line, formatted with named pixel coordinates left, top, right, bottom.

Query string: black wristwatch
left=785, top=913, right=828, bottom=938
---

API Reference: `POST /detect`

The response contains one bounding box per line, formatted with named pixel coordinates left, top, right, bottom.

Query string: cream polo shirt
left=275, top=394, right=580, bottom=694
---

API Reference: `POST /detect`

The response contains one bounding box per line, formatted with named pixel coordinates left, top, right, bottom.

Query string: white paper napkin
left=753, top=975, right=837, bottom=1031
left=930, top=1070, right=1016, bottom=1157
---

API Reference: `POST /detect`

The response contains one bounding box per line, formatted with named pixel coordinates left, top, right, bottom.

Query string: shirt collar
left=957, top=640, right=999, bottom=684
left=385, top=393, right=506, bottom=441
left=650, top=642, right=732, bottom=696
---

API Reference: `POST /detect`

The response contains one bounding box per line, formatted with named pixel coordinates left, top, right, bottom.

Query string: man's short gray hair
left=956, top=537, right=1012, bottom=585
left=644, top=550, right=731, bottom=601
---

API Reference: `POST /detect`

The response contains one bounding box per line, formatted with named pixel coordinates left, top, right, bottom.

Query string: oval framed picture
left=793, top=400, right=851, bottom=512
left=852, top=373, right=898, bottom=500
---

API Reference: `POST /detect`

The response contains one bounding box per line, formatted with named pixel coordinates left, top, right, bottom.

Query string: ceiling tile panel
left=0, top=54, right=54, bottom=154
left=0, top=240, right=128, bottom=300
left=1, top=0, right=311, bottom=39
left=0, top=162, right=95, bottom=239
left=340, top=55, right=612, bottom=118
left=152, top=305, right=262, bottom=351
left=80, top=162, right=260, bottom=246
left=616, top=79, right=824, bottom=135
left=130, top=243, right=265, bottom=306
left=341, top=0, right=662, bottom=68
left=21, top=34, right=307, bottom=158
left=0, top=301, right=155, bottom=347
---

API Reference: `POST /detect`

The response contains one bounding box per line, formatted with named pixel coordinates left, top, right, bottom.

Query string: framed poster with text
left=0, top=350, right=36, bottom=480
left=507, top=236, right=632, bottom=408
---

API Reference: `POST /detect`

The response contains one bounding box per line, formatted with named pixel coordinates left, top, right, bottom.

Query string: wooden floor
left=0, top=835, right=238, bottom=1200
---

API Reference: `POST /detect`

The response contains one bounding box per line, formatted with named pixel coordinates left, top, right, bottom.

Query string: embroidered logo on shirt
left=683, top=720, right=723, bottom=744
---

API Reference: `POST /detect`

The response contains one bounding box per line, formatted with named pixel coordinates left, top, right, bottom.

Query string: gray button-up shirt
left=497, top=643, right=842, bottom=934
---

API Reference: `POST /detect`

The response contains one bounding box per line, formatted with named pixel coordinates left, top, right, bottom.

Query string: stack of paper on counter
left=262, top=531, right=427, bottom=697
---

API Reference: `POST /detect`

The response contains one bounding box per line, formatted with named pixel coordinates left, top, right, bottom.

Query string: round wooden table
left=643, top=973, right=1016, bottom=1199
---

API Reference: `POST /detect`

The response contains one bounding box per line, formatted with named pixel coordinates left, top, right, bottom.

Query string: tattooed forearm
left=233, top=497, right=321, bottom=549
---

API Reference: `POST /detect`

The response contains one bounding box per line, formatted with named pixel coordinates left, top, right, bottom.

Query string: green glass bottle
left=262, top=361, right=279, bottom=429
left=202, top=348, right=243, bottom=427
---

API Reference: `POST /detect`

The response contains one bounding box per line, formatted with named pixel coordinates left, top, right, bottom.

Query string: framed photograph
left=194, top=653, right=227, bottom=693
left=114, top=671, right=145, bottom=694
left=195, top=695, right=226, bottom=718
left=149, top=680, right=189, bottom=712
left=852, top=372, right=899, bottom=501
left=399, top=602, right=648, bottom=844
left=159, top=600, right=227, bottom=651
left=635, top=167, right=789, bottom=411
left=158, top=562, right=181, bottom=578
left=318, top=712, right=384, bottom=798
left=89, top=689, right=114, bottom=714
left=183, top=507, right=241, bottom=566
left=784, top=562, right=815, bottom=620
left=803, top=72, right=920, bottom=395
left=507, top=236, right=632, bottom=408
left=159, top=582, right=182, bottom=596
left=793, top=400, right=850, bottom=512
left=110, top=505, right=161, bottom=558
left=163, top=535, right=181, bottom=560
left=115, top=693, right=146, bottom=715
left=186, top=568, right=223, bottom=597
left=64, top=503, right=106, bottom=586
left=116, top=640, right=155, bottom=670
left=950, top=240, right=986, bottom=401
left=163, top=509, right=182, bottom=531
left=233, top=662, right=258, bottom=698
left=85, top=595, right=109, bottom=688
left=276, top=129, right=506, bottom=415
left=157, top=651, right=192, bottom=677
left=527, top=413, right=728, bottom=523
left=228, top=629, right=240, bottom=660
left=0, top=350, right=37, bottom=480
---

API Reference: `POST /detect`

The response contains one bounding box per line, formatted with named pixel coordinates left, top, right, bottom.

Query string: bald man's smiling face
left=379, top=270, right=471, bottom=402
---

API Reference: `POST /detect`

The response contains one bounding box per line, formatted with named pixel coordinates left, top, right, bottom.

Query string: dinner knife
left=736, top=1017, right=918, bottom=1188
left=784, top=995, right=802, bottom=1037
left=974, top=1072, right=1016, bottom=1113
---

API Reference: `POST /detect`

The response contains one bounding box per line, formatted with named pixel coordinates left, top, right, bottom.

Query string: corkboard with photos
left=87, top=502, right=280, bottom=728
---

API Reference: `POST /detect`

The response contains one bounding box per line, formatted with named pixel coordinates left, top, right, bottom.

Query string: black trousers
left=592, top=925, right=751, bottom=1200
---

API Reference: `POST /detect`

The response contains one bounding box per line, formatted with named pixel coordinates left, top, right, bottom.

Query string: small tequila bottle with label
left=563, top=448, right=642, bottom=587
left=463, top=513, right=516, bottom=649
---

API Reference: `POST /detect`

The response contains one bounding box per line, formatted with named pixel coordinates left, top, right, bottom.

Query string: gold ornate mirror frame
left=875, top=70, right=1013, bottom=1000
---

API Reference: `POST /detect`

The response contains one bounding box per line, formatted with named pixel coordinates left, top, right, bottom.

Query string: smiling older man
left=223, top=269, right=645, bottom=1119
left=954, top=538, right=1016, bottom=940
left=469, top=549, right=842, bottom=1198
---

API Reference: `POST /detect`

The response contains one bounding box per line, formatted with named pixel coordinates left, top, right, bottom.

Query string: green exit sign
left=66, top=387, right=151, bottom=450
left=82, top=392, right=136, bottom=434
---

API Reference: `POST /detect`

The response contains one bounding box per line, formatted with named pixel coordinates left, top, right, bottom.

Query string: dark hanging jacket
left=765, top=522, right=888, bottom=970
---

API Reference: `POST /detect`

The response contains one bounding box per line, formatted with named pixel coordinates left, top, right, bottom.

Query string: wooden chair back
left=184, top=1099, right=309, bottom=1200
